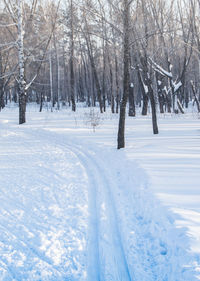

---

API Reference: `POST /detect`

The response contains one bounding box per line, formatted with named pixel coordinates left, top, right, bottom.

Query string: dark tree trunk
left=0, top=90, right=4, bottom=110
left=102, top=44, right=106, bottom=112
left=136, top=65, right=148, bottom=115
left=185, top=90, right=189, bottom=108
left=148, top=85, right=159, bottom=134
left=128, top=84, right=135, bottom=116
left=0, top=52, right=4, bottom=111
left=117, top=0, right=130, bottom=149
left=141, top=57, right=158, bottom=134
left=18, top=0, right=26, bottom=125
left=115, top=55, right=120, bottom=114
left=19, top=90, right=26, bottom=124
left=191, top=81, right=200, bottom=112
left=70, top=56, right=76, bottom=111
left=158, top=95, right=165, bottom=113
left=156, top=74, right=165, bottom=113
left=108, top=52, right=114, bottom=113
left=39, top=87, right=44, bottom=112
left=70, top=0, right=76, bottom=112
left=165, top=90, right=171, bottom=113
left=142, top=94, right=149, bottom=115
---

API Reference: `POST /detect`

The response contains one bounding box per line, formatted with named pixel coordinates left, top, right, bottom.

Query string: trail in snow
left=68, top=144, right=131, bottom=281
left=26, top=128, right=131, bottom=281
left=0, top=113, right=198, bottom=280
left=27, top=127, right=197, bottom=280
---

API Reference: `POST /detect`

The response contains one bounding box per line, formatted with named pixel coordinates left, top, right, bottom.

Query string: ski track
left=26, top=128, right=132, bottom=281
left=67, top=145, right=132, bottom=281
left=26, top=128, right=196, bottom=280
left=0, top=122, right=197, bottom=280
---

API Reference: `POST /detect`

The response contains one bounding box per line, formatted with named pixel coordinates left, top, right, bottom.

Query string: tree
left=117, top=0, right=132, bottom=149
left=69, top=0, right=76, bottom=111
left=17, top=0, right=26, bottom=124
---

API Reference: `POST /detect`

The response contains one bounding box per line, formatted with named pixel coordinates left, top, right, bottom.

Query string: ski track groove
left=69, top=147, right=101, bottom=281
left=68, top=145, right=132, bottom=281
left=68, top=146, right=131, bottom=281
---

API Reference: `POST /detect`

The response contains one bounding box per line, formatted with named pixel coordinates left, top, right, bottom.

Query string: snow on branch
left=149, top=58, right=182, bottom=94
left=0, top=42, right=16, bottom=48
left=25, top=75, right=37, bottom=91
left=0, top=23, right=17, bottom=27
left=149, top=58, right=172, bottom=78
left=173, top=81, right=182, bottom=93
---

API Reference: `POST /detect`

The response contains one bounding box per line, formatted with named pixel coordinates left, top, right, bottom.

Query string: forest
left=0, top=1, right=200, bottom=280
left=0, top=0, right=200, bottom=141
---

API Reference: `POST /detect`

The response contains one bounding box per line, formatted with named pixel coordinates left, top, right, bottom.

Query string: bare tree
left=69, top=0, right=76, bottom=111
left=117, top=0, right=132, bottom=149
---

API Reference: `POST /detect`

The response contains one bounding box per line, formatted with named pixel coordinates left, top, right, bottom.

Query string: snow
left=0, top=105, right=200, bottom=280
left=173, top=81, right=182, bottom=93
left=149, top=58, right=173, bottom=78
left=143, top=83, right=148, bottom=94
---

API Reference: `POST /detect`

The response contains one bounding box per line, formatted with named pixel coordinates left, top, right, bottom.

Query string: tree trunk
left=136, top=64, right=148, bottom=115
left=148, top=85, right=159, bottom=134
left=54, top=37, right=60, bottom=110
left=18, top=0, right=26, bottom=124
left=142, top=94, right=149, bottom=115
left=141, top=56, right=158, bottom=134
left=117, top=0, right=130, bottom=149
left=102, top=42, right=106, bottom=112
left=191, top=81, right=200, bottom=112
left=70, top=0, right=76, bottom=112
left=107, top=51, right=114, bottom=113
left=115, top=54, right=120, bottom=114
left=49, top=47, right=53, bottom=111
left=156, top=74, right=165, bottom=113
left=88, top=46, right=103, bottom=112
left=128, top=83, right=135, bottom=116
left=0, top=51, right=5, bottom=111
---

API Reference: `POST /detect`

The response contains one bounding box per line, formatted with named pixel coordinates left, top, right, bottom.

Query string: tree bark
left=18, top=0, right=26, bottom=124
left=70, top=0, right=76, bottom=112
left=191, top=81, right=200, bottom=112
left=0, top=51, right=5, bottom=111
left=117, top=0, right=130, bottom=149
left=49, top=47, right=53, bottom=111
left=128, top=83, right=135, bottom=116
left=148, top=85, right=159, bottom=134
left=115, top=54, right=120, bottom=114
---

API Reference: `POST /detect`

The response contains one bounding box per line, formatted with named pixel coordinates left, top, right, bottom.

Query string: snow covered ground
left=0, top=104, right=199, bottom=280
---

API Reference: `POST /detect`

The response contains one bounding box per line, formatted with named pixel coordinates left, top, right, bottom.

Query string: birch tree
left=17, top=0, right=26, bottom=124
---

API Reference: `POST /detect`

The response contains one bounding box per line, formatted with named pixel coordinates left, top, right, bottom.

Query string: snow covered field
left=0, top=104, right=200, bottom=280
